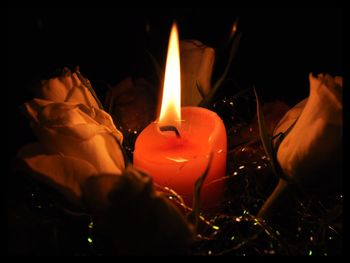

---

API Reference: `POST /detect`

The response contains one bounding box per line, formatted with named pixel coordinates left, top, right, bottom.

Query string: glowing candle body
left=134, top=107, right=226, bottom=209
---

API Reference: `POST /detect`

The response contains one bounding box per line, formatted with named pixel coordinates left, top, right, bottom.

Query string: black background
left=7, top=7, right=343, bottom=170
left=7, top=8, right=343, bottom=255
left=7, top=8, right=343, bottom=155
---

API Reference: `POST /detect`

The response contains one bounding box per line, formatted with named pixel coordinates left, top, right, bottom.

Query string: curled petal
left=65, top=72, right=100, bottom=108
left=82, top=106, right=123, bottom=142
left=23, top=99, right=125, bottom=175
left=37, top=70, right=99, bottom=108
left=39, top=72, right=73, bottom=102
left=18, top=143, right=98, bottom=204
left=24, top=99, right=123, bottom=142
left=35, top=125, right=124, bottom=175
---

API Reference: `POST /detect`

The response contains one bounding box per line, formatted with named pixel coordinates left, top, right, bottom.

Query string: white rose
left=36, top=68, right=100, bottom=108
left=18, top=98, right=125, bottom=203
left=273, top=73, right=342, bottom=189
left=180, top=40, right=215, bottom=106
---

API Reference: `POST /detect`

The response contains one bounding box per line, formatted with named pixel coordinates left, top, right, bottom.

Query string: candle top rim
left=134, top=106, right=227, bottom=165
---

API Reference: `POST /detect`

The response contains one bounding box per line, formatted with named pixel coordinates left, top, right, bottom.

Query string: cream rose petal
left=36, top=122, right=124, bottom=175
left=28, top=99, right=123, bottom=142
left=39, top=76, right=72, bottom=103
left=79, top=105, right=123, bottom=142
left=22, top=98, right=53, bottom=123
left=37, top=71, right=99, bottom=108
left=180, top=40, right=215, bottom=106
left=23, top=99, right=125, bottom=175
left=273, top=99, right=307, bottom=138
left=18, top=143, right=98, bottom=204
left=276, top=74, right=342, bottom=187
left=65, top=72, right=100, bottom=108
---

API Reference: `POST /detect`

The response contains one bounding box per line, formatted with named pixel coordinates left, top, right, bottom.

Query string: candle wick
left=159, top=125, right=181, bottom=138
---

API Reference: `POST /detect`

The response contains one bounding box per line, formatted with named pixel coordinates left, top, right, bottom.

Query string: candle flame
left=159, top=23, right=181, bottom=126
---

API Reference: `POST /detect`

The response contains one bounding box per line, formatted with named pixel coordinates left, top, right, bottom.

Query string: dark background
left=7, top=8, right=343, bottom=255
left=7, top=7, right=343, bottom=174
left=7, top=8, right=343, bottom=158
left=7, top=7, right=343, bottom=178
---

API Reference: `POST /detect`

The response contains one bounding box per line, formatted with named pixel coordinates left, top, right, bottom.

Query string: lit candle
left=134, top=23, right=227, bottom=210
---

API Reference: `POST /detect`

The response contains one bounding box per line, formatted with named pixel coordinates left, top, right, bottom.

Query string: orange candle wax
left=134, top=106, right=226, bottom=209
